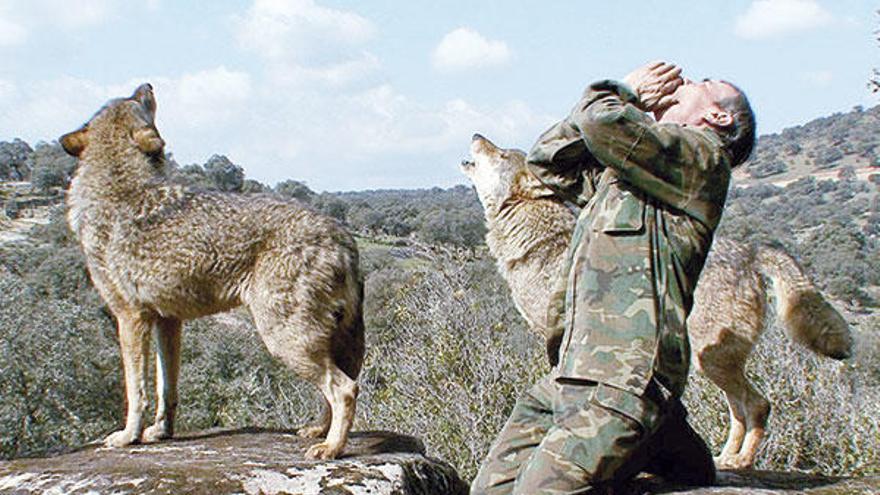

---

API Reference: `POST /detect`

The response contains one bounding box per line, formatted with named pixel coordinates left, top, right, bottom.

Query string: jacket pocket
left=594, top=183, right=645, bottom=234
left=590, top=383, right=659, bottom=435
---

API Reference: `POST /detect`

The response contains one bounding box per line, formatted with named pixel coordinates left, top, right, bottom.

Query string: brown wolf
left=60, top=84, right=364, bottom=460
left=461, top=134, right=852, bottom=469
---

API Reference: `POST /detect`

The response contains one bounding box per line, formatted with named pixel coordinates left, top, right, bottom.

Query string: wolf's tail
left=754, top=245, right=852, bottom=359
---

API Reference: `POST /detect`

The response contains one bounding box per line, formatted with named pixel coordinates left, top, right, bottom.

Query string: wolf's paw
left=104, top=429, right=139, bottom=448
left=305, top=441, right=342, bottom=460
left=141, top=423, right=172, bottom=443
left=297, top=423, right=329, bottom=439
left=714, top=454, right=753, bottom=470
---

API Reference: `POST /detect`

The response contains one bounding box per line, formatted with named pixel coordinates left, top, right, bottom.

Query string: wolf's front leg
left=143, top=317, right=182, bottom=443
left=105, top=311, right=153, bottom=447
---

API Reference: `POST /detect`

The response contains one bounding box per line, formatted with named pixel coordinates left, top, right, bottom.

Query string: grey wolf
left=60, top=84, right=364, bottom=460
left=462, top=134, right=851, bottom=472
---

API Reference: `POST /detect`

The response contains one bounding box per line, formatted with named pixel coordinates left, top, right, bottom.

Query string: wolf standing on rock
left=60, top=84, right=364, bottom=460
left=471, top=62, right=756, bottom=494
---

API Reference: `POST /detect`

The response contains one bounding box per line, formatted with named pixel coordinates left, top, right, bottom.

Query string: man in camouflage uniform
left=471, top=61, right=756, bottom=494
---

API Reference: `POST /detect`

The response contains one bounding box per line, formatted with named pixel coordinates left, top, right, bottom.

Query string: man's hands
left=623, top=61, right=683, bottom=113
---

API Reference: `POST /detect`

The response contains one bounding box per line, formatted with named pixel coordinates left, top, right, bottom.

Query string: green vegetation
left=741, top=104, right=880, bottom=181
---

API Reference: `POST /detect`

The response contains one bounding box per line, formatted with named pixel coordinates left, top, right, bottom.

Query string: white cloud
left=0, top=67, right=252, bottom=150
left=233, top=0, right=380, bottom=91
left=801, top=70, right=833, bottom=87
left=432, top=27, right=511, bottom=73
left=0, top=10, right=26, bottom=46
left=268, top=51, right=380, bottom=88
left=164, top=66, right=252, bottom=127
left=339, top=85, right=548, bottom=156
left=0, top=78, right=15, bottom=101
left=0, top=0, right=120, bottom=46
left=234, top=0, right=375, bottom=60
left=734, top=0, right=833, bottom=40
left=46, top=0, right=114, bottom=28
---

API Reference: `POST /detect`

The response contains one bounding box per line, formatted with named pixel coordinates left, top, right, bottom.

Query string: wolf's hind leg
left=297, top=397, right=331, bottom=438
left=716, top=394, right=747, bottom=466
left=249, top=305, right=359, bottom=459
left=105, top=311, right=153, bottom=447
left=700, top=346, right=752, bottom=469
left=143, top=317, right=182, bottom=443
left=730, top=381, right=770, bottom=469
left=305, top=362, right=358, bottom=460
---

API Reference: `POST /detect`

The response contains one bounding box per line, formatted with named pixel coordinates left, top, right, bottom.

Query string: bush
left=0, top=139, right=33, bottom=181
left=27, top=143, right=76, bottom=194
left=748, top=159, right=788, bottom=179
left=0, top=274, right=120, bottom=458
left=203, top=155, right=244, bottom=193
left=357, top=254, right=546, bottom=479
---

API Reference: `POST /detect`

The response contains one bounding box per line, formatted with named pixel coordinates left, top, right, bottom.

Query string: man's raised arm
left=567, top=78, right=731, bottom=228
left=526, top=114, right=604, bottom=207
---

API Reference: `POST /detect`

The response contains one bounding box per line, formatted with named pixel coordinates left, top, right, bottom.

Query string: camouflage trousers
left=470, top=373, right=715, bottom=495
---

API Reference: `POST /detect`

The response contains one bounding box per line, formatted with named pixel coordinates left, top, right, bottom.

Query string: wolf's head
left=460, top=134, right=555, bottom=215
left=60, top=83, right=165, bottom=161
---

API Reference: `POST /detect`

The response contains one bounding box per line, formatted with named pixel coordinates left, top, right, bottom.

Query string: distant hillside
left=735, top=104, right=880, bottom=187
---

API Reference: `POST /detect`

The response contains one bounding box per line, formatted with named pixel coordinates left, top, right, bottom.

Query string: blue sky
left=0, top=0, right=876, bottom=191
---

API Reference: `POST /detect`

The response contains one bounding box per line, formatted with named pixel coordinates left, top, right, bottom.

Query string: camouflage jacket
left=527, top=80, right=731, bottom=398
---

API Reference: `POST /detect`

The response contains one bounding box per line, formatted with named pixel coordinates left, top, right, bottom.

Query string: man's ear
left=60, top=126, right=89, bottom=157
left=705, top=109, right=733, bottom=129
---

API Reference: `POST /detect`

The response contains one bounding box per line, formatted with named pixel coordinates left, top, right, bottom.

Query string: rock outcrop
left=0, top=429, right=468, bottom=495
left=630, top=470, right=880, bottom=494
left=1, top=429, right=878, bottom=494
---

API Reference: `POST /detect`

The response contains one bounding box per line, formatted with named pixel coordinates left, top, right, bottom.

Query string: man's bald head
left=658, top=79, right=755, bottom=167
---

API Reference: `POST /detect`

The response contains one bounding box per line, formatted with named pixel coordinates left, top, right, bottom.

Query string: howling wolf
left=60, top=84, right=364, bottom=460
left=461, top=134, right=852, bottom=469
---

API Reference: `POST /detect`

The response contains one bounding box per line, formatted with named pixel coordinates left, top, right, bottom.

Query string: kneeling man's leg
left=643, top=400, right=716, bottom=486
left=512, top=383, right=656, bottom=494
left=471, top=374, right=557, bottom=495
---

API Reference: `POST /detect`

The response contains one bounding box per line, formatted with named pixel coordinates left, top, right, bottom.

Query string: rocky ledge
left=630, top=469, right=880, bottom=494
left=0, top=429, right=468, bottom=494
left=0, top=429, right=877, bottom=494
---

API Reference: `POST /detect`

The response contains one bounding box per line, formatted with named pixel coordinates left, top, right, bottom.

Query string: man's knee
left=471, top=375, right=559, bottom=495
left=645, top=409, right=716, bottom=486
left=512, top=402, right=647, bottom=494
left=470, top=468, right=512, bottom=495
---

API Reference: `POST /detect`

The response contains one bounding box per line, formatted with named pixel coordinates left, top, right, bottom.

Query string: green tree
left=27, top=142, right=76, bottom=194
left=274, top=179, right=315, bottom=203
left=0, top=139, right=33, bottom=181
left=203, top=154, right=244, bottom=192
left=242, top=179, right=269, bottom=194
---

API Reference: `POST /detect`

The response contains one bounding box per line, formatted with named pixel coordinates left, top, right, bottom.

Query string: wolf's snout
left=460, top=159, right=475, bottom=170
left=132, top=83, right=154, bottom=98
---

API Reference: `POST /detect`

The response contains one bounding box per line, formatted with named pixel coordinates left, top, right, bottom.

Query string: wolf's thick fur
left=61, top=84, right=364, bottom=460
left=461, top=134, right=852, bottom=470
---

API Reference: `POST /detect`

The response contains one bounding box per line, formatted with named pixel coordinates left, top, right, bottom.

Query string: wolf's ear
left=518, top=168, right=557, bottom=200
left=132, top=127, right=165, bottom=156
left=132, top=83, right=157, bottom=118
left=60, top=126, right=89, bottom=157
